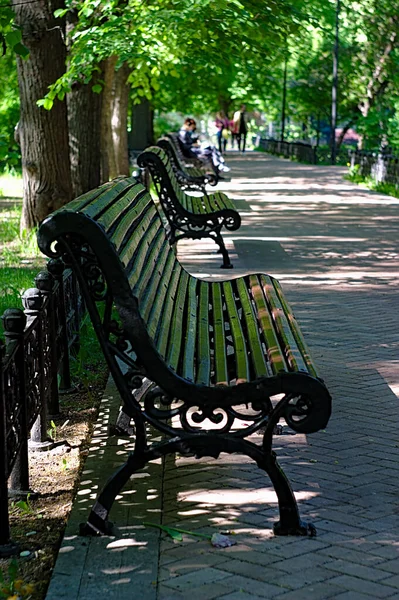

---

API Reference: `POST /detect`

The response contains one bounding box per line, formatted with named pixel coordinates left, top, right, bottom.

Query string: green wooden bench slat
left=98, top=182, right=144, bottom=233
left=197, top=283, right=211, bottom=385
left=111, top=195, right=157, bottom=253
left=73, top=179, right=134, bottom=218
left=182, top=277, right=198, bottom=382
left=236, top=278, right=271, bottom=378
left=155, top=266, right=182, bottom=359
left=270, top=277, right=318, bottom=377
left=147, top=261, right=182, bottom=343
left=212, top=282, right=229, bottom=385
left=166, top=270, right=190, bottom=371
left=139, top=248, right=176, bottom=323
left=133, top=234, right=170, bottom=303
left=260, top=275, right=309, bottom=373
left=126, top=223, right=166, bottom=288
left=183, top=193, right=192, bottom=213
left=248, top=275, right=287, bottom=375
left=222, top=281, right=250, bottom=383
left=191, top=196, right=206, bottom=215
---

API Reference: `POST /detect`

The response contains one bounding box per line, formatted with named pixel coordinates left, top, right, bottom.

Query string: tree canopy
left=1, top=0, right=399, bottom=227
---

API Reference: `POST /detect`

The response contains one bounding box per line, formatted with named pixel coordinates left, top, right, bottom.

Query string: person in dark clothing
left=178, top=118, right=230, bottom=173
left=233, top=104, right=248, bottom=152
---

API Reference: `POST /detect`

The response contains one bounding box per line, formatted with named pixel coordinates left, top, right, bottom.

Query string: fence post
left=22, top=289, right=55, bottom=452
left=47, top=258, right=73, bottom=393
left=0, top=339, right=18, bottom=556
left=3, top=309, right=33, bottom=498
left=35, top=270, right=60, bottom=416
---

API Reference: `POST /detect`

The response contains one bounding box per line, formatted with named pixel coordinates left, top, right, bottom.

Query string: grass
left=0, top=171, right=23, bottom=199
left=345, top=165, right=399, bottom=199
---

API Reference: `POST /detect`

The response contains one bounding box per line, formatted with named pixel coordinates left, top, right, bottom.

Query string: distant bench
left=138, top=145, right=240, bottom=268
left=38, top=176, right=332, bottom=538
left=157, top=136, right=217, bottom=191
left=165, top=132, right=221, bottom=185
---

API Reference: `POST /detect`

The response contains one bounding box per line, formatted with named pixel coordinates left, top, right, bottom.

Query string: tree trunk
left=12, top=0, right=72, bottom=230
left=66, top=10, right=102, bottom=197
left=100, top=57, right=131, bottom=181
left=100, top=56, right=118, bottom=182
left=111, top=63, right=130, bottom=177
left=129, top=98, right=154, bottom=151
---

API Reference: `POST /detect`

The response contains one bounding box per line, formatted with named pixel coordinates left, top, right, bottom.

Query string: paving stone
left=158, top=581, right=237, bottom=600
left=273, top=581, right=344, bottom=600
left=323, top=559, right=389, bottom=582
left=327, top=575, right=398, bottom=598
left=158, top=567, right=230, bottom=591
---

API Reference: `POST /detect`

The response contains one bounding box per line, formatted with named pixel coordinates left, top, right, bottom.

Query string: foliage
left=0, top=53, right=21, bottom=172
left=346, top=163, right=399, bottom=198
left=0, top=559, right=34, bottom=599
left=0, top=7, right=28, bottom=59
left=39, top=0, right=323, bottom=116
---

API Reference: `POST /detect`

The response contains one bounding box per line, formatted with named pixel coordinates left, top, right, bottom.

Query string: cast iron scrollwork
left=142, top=384, right=274, bottom=437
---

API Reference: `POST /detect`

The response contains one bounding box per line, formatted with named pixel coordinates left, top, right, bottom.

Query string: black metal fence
left=0, top=258, right=85, bottom=556
left=349, top=149, right=399, bottom=186
left=257, top=138, right=317, bottom=164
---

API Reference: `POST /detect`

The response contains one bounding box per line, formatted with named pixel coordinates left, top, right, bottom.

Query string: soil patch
left=1, top=368, right=109, bottom=600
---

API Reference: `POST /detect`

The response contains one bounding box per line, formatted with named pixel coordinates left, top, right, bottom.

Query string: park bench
left=157, top=136, right=217, bottom=191
left=166, top=132, right=221, bottom=183
left=138, top=145, right=240, bottom=268
left=37, top=176, right=332, bottom=538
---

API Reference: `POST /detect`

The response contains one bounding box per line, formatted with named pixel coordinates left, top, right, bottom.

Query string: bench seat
left=138, top=145, right=240, bottom=268
left=37, top=177, right=332, bottom=538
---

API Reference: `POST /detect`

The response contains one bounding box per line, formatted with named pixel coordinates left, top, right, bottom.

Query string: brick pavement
left=46, top=152, right=399, bottom=599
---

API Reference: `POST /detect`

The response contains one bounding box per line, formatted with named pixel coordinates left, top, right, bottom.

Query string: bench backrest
left=38, top=179, right=194, bottom=385
left=138, top=145, right=196, bottom=213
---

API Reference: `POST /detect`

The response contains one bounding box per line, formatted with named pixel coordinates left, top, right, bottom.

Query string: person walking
left=215, top=112, right=230, bottom=154
left=233, top=104, right=248, bottom=153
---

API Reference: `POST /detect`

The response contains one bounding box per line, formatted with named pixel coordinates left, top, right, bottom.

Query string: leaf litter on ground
left=143, top=522, right=237, bottom=548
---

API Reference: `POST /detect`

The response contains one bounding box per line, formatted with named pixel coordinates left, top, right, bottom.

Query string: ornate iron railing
left=349, top=149, right=399, bottom=186
left=258, top=138, right=317, bottom=164
left=0, top=259, right=85, bottom=556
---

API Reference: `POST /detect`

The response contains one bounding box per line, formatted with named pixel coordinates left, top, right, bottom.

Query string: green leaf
left=37, top=97, right=53, bottom=110
left=54, top=8, right=68, bottom=18
left=13, top=42, right=29, bottom=59
left=92, top=84, right=102, bottom=93
left=5, top=29, right=22, bottom=48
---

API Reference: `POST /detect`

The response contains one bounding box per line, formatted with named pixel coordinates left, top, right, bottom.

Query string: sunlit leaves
left=0, top=8, right=28, bottom=59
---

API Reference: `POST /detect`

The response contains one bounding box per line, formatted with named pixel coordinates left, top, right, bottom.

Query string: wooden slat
left=260, top=275, right=309, bottom=373
left=212, top=283, right=228, bottom=385
left=166, top=270, right=190, bottom=371
left=155, top=266, right=182, bottom=359
left=98, top=183, right=144, bottom=233
left=182, top=277, right=198, bottom=382
left=222, top=281, right=250, bottom=383
left=125, top=221, right=165, bottom=288
left=135, top=246, right=176, bottom=322
left=191, top=197, right=206, bottom=215
left=133, top=236, right=171, bottom=307
left=270, top=277, right=318, bottom=376
left=236, top=278, right=270, bottom=377
left=71, top=179, right=133, bottom=218
left=196, top=283, right=211, bottom=385
left=248, top=275, right=287, bottom=375
left=110, top=192, right=155, bottom=251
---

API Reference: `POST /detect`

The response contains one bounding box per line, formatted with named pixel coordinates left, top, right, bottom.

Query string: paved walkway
left=46, top=152, right=399, bottom=600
